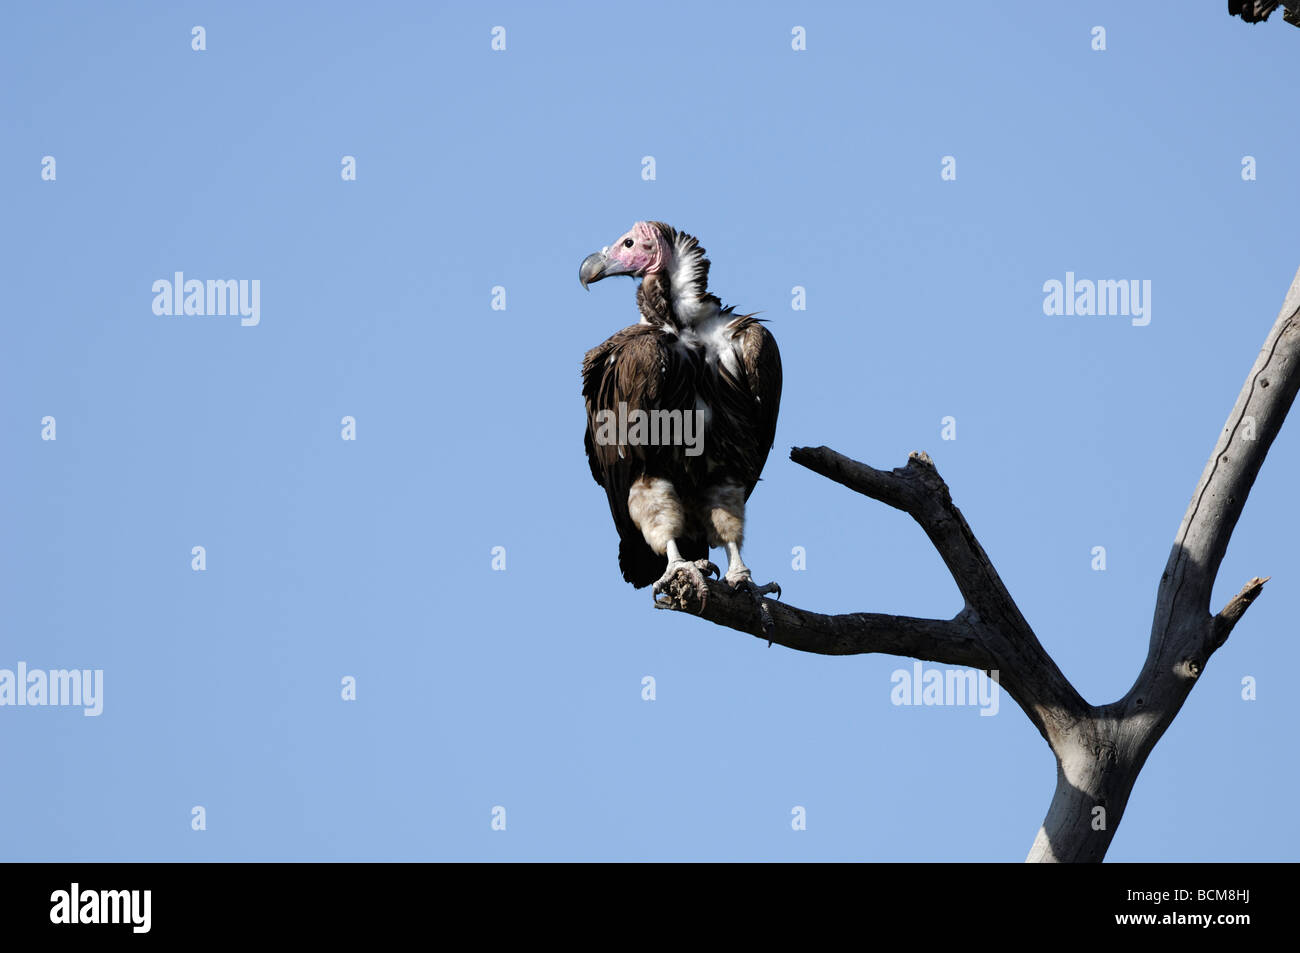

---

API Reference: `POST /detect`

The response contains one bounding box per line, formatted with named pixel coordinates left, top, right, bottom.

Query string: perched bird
left=579, top=221, right=782, bottom=630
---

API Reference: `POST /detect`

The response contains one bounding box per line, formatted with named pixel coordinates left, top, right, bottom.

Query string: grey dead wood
left=655, top=264, right=1300, bottom=862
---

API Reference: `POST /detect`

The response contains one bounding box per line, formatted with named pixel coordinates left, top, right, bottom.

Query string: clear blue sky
left=2, top=2, right=1296, bottom=861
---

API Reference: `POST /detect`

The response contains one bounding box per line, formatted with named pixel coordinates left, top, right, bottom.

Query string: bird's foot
left=653, top=559, right=719, bottom=611
left=725, top=569, right=781, bottom=599
left=726, top=570, right=782, bottom=645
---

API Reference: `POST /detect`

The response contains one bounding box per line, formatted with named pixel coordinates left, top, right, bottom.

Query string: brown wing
left=582, top=325, right=708, bottom=586
left=709, top=315, right=782, bottom=500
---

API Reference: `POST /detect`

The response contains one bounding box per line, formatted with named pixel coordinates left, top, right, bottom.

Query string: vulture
left=579, top=221, right=782, bottom=631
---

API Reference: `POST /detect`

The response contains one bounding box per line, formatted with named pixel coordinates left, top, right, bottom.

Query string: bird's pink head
left=579, top=221, right=672, bottom=287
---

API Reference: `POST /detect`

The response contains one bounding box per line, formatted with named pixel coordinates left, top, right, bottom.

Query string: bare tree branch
left=1212, top=575, right=1270, bottom=648
left=1150, top=267, right=1300, bottom=654
left=659, top=578, right=993, bottom=666
left=788, top=446, right=1091, bottom=740
left=658, top=445, right=1089, bottom=743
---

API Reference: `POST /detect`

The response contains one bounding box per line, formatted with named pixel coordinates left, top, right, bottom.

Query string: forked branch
left=657, top=263, right=1300, bottom=861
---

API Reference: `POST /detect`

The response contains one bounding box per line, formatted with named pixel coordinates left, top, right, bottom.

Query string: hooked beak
left=579, top=251, right=608, bottom=289
left=579, top=248, right=638, bottom=289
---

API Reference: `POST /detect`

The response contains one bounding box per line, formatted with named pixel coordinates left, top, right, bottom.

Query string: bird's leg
left=629, top=477, right=718, bottom=608
left=652, top=539, right=719, bottom=608
left=712, top=486, right=780, bottom=642
left=721, top=540, right=779, bottom=595
left=701, top=482, right=784, bottom=643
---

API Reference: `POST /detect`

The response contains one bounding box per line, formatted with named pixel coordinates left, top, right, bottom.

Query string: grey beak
left=579, top=251, right=608, bottom=289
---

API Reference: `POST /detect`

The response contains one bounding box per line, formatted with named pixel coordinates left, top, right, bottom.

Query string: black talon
left=757, top=599, right=777, bottom=647
left=733, top=577, right=781, bottom=646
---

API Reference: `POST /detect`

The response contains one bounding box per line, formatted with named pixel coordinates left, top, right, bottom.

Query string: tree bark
left=657, top=263, right=1300, bottom=862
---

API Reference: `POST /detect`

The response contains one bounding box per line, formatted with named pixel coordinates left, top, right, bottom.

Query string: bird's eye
left=623, top=238, right=634, bottom=248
